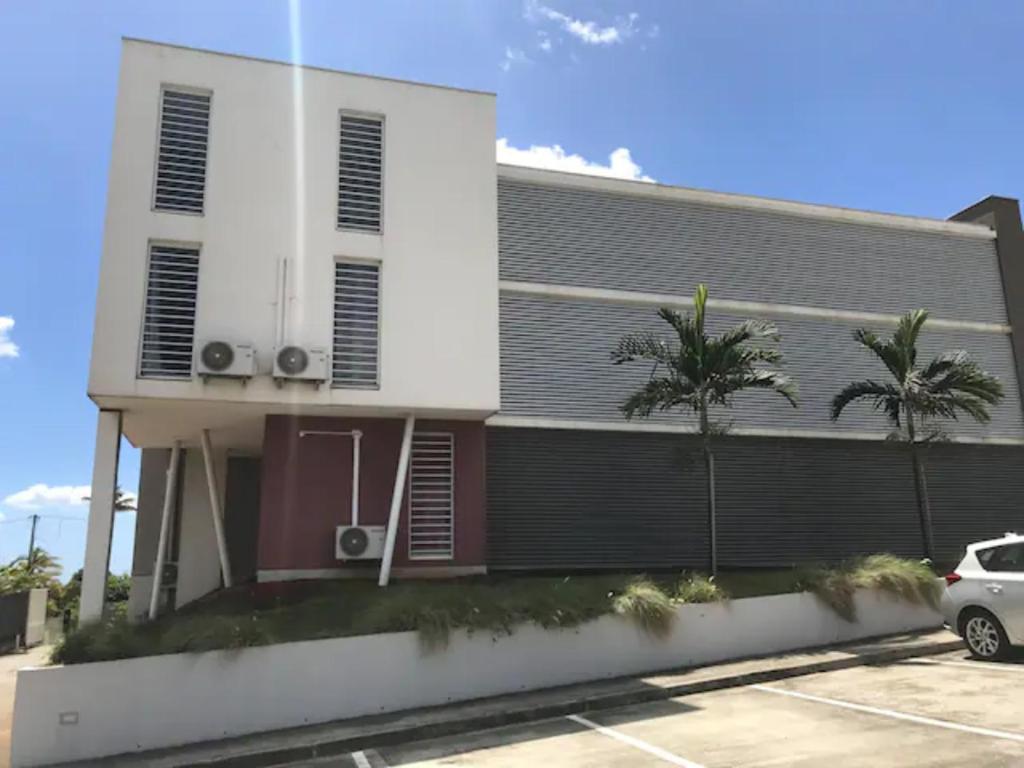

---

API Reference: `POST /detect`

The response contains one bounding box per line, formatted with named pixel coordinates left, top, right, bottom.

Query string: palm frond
left=612, top=332, right=673, bottom=366
left=852, top=328, right=906, bottom=381
left=830, top=379, right=902, bottom=425
left=713, top=370, right=798, bottom=407
left=893, top=309, right=929, bottom=368
left=620, top=376, right=698, bottom=420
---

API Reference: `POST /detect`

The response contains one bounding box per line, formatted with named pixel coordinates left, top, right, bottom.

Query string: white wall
left=10, top=589, right=941, bottom=766
left=89, top=40, right=500, bottom=421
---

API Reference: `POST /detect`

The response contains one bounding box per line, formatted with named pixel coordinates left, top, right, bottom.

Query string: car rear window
left=977, top=547, right=998, bottom=569
left=978, top=543, right=1024, bottom=572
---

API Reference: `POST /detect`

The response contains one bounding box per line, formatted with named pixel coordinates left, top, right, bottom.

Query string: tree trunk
left=906, top=413, right=936, bottom=561
left=700, top=403, right=717, bottom=576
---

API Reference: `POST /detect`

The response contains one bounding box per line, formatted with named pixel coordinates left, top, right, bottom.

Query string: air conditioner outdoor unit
left=273, top=345, right=329, bottom=384
left=195, top=340, right=256, bottom=380
left=336, top=525, right=386, bottom=560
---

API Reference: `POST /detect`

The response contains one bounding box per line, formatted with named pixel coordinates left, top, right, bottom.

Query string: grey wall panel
left=487, top=428, right=709, bottom=568
left=131, top=448, right=171, bottom=578
left=498, top=178, right=1006, bottom=324
left=925, top=443, right=1024, bottom=557
left=486, top=427, right=1024, bottom=570
left=499, top=293, right=1024, bottom=440
left=224, top=457, right=261, bottom=584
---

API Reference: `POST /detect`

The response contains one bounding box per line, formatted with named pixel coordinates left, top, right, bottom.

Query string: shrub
left=612, top=579, right=676, bottom=639
left=675, top=572, right=726, bottom=603
left=803, top=555, right=939, bottom=622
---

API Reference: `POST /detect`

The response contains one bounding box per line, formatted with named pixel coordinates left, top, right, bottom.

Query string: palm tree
left=831, top=310, right=1004, bottom=560
left=612, top=284, right=797, bottom=575
left=83, top=485, right=136, bottom=512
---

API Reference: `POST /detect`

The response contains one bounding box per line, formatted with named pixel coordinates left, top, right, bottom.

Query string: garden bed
left=54, top=555, right=939, bottom=664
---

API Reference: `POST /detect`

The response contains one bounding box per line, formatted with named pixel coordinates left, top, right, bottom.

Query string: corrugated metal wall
left=487, top=427, right=1024, bottom=569
left=499, top=293, right=1024, bottom=440
left=497, top=178, right=1006, bottom=323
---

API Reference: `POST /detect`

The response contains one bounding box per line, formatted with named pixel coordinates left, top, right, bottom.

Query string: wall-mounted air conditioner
left=336, top=525, right=386, bottom=560
left=273, top=345, right=329, bottom=385
left=195, top=340, right=256, bottom=380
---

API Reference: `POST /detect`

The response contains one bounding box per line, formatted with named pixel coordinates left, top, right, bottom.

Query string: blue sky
left=1, top=0, right=1023, bottom=579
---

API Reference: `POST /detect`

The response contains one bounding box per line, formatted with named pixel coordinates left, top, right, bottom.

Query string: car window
left=977, top=547, right=998, bottom=569
left=987, top=543, right=1024, bottom=573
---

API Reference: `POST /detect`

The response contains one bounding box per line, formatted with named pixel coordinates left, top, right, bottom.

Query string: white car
left=942, top=532, right=1024, bottom=659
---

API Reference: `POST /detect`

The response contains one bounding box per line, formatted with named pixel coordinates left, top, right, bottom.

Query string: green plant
left=802, top=555, right=939, bottom=622
left=613, top=284, right=797, bottom=575
left=675, top=572, right=726, bottom=603
left=612, top=579, right=677, bottom=639
left=0, top=547, right=64, bottom=614
left=831, top=310, right=1003, bottom=559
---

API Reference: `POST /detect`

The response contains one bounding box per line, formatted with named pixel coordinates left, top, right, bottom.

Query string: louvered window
left=409, top=433, right=454, bottom=560
left=332, top=261, right=380, bottom=388
left=337, top=113, right=383, bottom=232
left=154, top=88, right=211, bottom=214
left=139, top=244, right=200, bottom=379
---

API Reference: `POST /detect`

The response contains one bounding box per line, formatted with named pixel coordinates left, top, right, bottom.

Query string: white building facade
left=81, top=40, right=1024, bottom=621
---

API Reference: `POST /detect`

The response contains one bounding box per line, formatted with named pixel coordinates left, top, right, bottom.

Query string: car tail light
left=944, top=572, right=962, bottom=586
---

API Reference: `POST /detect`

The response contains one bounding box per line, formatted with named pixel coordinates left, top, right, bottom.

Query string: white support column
left=200, top=429, right=233, bottom=589
left=379, top=415, right=415, bottom=587
left=149, top=441, right=182, bottom=620
left=80, top=410, right=123, bottom=624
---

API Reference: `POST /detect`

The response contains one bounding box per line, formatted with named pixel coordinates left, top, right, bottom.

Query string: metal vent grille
left=140, top=244, right=200, bottom=378
left=332, top=261, right=380, bottom=388
left=337, top=114, right=382, bottom=232
left=409, top=433, right=455, bottom=560
left=154, top=89, right=211, bottom=214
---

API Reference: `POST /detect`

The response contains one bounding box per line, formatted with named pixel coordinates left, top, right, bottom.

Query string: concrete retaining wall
left=10, top=589, right=940, bottom=766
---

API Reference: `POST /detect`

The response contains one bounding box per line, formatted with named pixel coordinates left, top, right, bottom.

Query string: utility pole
left=26, top=514, right=39, bottom=570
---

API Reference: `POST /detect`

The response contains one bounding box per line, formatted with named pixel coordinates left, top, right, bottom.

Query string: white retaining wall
left=11, top=589, right=940, bottom=766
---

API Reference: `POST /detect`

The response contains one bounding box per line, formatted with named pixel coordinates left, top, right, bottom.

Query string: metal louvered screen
left=154, top=89, right=211, bottom=214
left=337, top=114, right=383, bottom=232
left=140, top=244, right=199, bottom=379
left=409, top=433, right=455, bottom=560
left=332, top=261, right=380, bottom=388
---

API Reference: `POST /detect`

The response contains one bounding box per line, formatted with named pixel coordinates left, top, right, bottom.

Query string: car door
left=985, top=543, right=1024, bottom=643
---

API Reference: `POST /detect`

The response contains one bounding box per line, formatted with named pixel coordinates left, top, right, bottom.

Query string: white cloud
left=500, top=46, right=530, bottom=72
left=526, top=1, right=639, bottom=46
left=0, top=316, right=19, bottom=358
left=496, top=139, right=655, bottom=182
left=537, top=32, right=553, bottom=52
left=3, top=484, right=91, bottom=510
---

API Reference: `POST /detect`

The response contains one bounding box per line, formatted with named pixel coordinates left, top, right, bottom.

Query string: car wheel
left=960, top=609, right=1010, bottom=660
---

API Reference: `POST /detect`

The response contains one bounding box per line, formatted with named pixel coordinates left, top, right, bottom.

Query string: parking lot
left=302, top=650, right=1024, bottom=768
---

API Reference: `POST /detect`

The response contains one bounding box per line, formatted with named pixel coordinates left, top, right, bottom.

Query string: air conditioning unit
left=273, top=345, right=329, bottom=385
left=336, top=525, right=386, bottom=560
left=195, top=340, right=256, bottom=379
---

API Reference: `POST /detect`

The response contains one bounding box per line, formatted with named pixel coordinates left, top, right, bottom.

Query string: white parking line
left=752, top=684, right=1024, bottom=743
left=916, top=657, right=1024, bottom=674
left=566, top=714, right=706, bottom=767
left=351, top=750, right=375, bottom=768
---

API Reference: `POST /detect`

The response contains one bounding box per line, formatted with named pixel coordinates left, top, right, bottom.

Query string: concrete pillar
left=951, top=197, right=1024, bottom=411
left=80, top=409, right=123, bottom=624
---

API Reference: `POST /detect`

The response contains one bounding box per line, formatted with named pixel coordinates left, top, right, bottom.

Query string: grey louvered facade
left=487, top=428, right=1024, bottom=569
left=498, top=177, right=1007, bottom=323
left=488, top=173, right=1024, bottom=570
left=498, top=293, right=1024, bottom=440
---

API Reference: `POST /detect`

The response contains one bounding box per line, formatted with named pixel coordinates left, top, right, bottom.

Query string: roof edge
left=497, top=164, right=997, bottom=240
left=122, top=37, right=496, bottom=98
